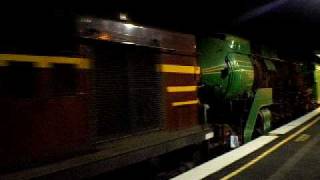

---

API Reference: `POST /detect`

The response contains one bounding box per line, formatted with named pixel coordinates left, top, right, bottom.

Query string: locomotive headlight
left=314, top=50, right=320, bottom=58
left=124, top=23, right=143, bottom=30
left=124, top=23, right=135, bottom=29
left=120, top=13, right=128, bottom=21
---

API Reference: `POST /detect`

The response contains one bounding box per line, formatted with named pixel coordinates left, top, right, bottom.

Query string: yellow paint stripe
left=220, top=117, right=320, bottom=180
left=237, top=60, right=252, bottom=64
left=236, top=65, right=254, bottom=69
left=172, top=100, right=199, bottom=106
left=202, top=71, right=221, bottom=75
left=202, top=67, right=253, bottom=74
left=202, top=64, right=225, bottom=71
left=202, top=69, right=254, bottom=75
left=202, top=67, right=225, bottom=73
left=167, top=86, right=197, bottom=92
left=294, top=134, right=310, bottom=142
left=234, top=69, right=254, bottom=72
left=0, top=54, right=90, bottom=69
left=157, top=64, right=200, bottom=74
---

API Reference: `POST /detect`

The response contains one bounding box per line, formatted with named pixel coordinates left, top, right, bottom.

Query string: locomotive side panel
left=79, top=17, right=201, bottom=139
left=0, top=55, right=90, bottom=169
left=159, top=54, right=200, bottom=129
left=90, top=43, right=163, bottom=139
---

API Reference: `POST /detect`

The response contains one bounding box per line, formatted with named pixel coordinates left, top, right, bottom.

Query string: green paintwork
left=199, top=34, right=254, bottom=99
left=244, top=88, right=273, bottom=143
left=259, top=108, right=272, bottom=132
left=313, top=64, right=320, bottom=104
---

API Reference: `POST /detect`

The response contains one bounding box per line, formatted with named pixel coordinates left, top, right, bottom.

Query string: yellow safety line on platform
left=220, top=117, right=320, bottom=180
left=172, top=100, right=199, bottom=106
left=294, top=134, right=311, bottom=142
left=157, top=64, right=200, bottom=74
left=167, top=86, right=197, bottom=92
left=0, top=54, right=90, bottom=69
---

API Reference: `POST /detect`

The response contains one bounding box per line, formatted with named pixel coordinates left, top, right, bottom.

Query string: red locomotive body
left=0, top=17, right=211, bottom=179
left=0, top=56, right=91, bottom=168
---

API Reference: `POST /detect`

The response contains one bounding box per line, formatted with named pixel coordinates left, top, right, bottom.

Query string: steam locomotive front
left=198, top=34, right=255, bottom=99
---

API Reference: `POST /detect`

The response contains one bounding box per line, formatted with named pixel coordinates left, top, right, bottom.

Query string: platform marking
left=294, top=134, right=310, bottom=142
left=220, top=117, right=320, bottom=180
left=171, top=135, right=278, bottom=180
left=270, top=108, right=320, bottom=135
left=268, top=134, right=320, bottom=180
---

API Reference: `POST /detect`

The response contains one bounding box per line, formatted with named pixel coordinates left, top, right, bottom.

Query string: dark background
left=0, top=1, right=320, bottom=55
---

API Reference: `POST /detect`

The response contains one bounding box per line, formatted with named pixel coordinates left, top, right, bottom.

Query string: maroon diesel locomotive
left=0, top=16, right=212, bottom=179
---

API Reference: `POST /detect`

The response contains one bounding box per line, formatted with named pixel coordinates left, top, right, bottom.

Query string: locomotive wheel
left=252, top=108, right=272, bottom=139
left=252, top=114, right=264, bottom=139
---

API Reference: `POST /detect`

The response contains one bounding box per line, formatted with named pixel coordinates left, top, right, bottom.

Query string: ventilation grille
left=92, top=44, right=163, bottom=139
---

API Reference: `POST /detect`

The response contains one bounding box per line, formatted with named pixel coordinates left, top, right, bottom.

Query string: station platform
left=173, top=108, right=320, bottom=180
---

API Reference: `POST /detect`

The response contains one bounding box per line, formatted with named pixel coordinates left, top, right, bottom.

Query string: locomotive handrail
left=226, top=51, right=304, bottom=65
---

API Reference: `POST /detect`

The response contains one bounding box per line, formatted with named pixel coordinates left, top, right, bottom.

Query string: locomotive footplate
left=1, top=126, right=213, bottom=180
